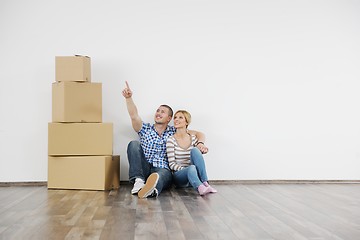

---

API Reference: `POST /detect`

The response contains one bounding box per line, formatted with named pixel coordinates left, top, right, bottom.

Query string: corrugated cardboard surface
left=48, top=123, right=113, bottom=156
left=52, top=82, right=102, bottom=123
left=48, top=155, right=120, bottom=190
left=56, top=56, right=91, bottom=82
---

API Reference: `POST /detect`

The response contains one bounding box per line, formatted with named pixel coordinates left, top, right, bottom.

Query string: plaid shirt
left=138, top=123, right=176, bottom=169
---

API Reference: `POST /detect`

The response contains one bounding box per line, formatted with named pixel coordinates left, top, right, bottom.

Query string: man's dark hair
left=160, top=104, right=173, bottom=117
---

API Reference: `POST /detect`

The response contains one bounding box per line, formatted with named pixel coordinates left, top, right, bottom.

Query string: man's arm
left=188, top=129, right=208, bottom=154
left=122, top=81, right=142, bottom=132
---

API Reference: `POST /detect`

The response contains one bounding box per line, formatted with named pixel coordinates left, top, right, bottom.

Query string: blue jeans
left=127, top=140, right=172, bottom=195
left=173, top=148, right=208, bottom=190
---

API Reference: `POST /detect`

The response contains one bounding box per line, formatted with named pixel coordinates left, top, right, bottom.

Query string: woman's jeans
left=127, top=140, right=172, bottom=194
left=173, top=148, right=208, bottom=190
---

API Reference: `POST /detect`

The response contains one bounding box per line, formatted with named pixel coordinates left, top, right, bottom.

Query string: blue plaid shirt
left=138, top=123, right=176, bottom=169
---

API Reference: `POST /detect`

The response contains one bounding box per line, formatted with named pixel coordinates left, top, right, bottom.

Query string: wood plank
left=0, top=184, right=359, bottom=240
left=262, top=184, right=359, bottom=239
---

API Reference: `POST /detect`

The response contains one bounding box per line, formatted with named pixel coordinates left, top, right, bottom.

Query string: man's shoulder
left=140, top=122, right=153, bottom=131
left=167, top=125, right=176, bottom=133
left=167, top=135, right=176, bottom=142
left=142, top=122, right=152, bottom=128
left=138, top=122, right=154, bottom=136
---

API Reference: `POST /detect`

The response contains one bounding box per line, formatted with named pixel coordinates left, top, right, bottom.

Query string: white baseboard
left=1, top=180, right=359, bottom=187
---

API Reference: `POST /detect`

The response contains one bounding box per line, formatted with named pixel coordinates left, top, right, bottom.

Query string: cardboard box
left=52, top=82, right=102, bottom=123
left=48, top=155, right=120, bottom=190
left=56, top=56, right=91, bottom=82
left=48, top=123, right=113, bottom=156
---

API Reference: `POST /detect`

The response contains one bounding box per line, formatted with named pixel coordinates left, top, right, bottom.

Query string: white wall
left=1, top=0, right=359, bottom=182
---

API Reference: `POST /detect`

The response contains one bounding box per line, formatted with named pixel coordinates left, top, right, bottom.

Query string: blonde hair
left=174, top=110, right=192, bottom=128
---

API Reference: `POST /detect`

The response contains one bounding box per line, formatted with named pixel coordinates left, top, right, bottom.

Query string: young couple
left=122, top=81, right=217, bottom=198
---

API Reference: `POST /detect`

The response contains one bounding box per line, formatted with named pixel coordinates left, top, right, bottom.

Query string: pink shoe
left=203, top=182, right=217, bottom=193
left=198, top=184, right=212, bottom=196
left=209, top=186, right=217, bottom=193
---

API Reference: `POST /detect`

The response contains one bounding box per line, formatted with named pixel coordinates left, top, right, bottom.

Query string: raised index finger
left=125, top=81, right=130, bottom=89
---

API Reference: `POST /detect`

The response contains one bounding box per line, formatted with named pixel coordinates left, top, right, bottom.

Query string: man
left=122, top=81, right=208, bottom=198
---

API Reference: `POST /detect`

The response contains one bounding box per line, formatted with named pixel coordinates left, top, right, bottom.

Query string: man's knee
left=127, top=141, right=142, bottom=156
left=127, top=141, right=143, bottom=165
left=128, top=140, right=141, bottom=151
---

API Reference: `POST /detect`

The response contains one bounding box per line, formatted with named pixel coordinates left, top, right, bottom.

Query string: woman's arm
left=166, top=138, right=184, bottom=171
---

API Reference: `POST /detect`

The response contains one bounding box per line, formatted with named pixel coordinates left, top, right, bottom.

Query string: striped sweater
left=166, top=134, right=198, bottom=171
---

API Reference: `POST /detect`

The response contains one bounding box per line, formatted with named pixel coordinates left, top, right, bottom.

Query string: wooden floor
left=0, top=183, right=359, bottom=240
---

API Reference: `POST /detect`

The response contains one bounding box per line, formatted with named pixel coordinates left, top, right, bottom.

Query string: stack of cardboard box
left=48, top=56, right=120, bottom=190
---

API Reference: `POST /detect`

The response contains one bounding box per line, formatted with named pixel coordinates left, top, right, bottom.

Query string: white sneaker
left=131, top=178, right=145, bottom=195
left=138, top=173, right=159, bottom=198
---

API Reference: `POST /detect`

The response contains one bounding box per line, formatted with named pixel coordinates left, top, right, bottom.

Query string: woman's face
left=173, top=112, right=187, bottom=129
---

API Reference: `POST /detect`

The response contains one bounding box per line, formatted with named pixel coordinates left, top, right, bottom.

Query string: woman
left=166, top=110, right=217, bottom=195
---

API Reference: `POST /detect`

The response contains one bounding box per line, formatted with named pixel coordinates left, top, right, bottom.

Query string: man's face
left=154, top=106, right=172, bottom=124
